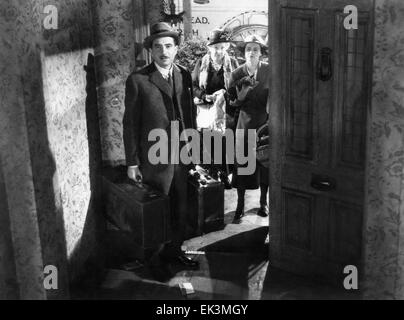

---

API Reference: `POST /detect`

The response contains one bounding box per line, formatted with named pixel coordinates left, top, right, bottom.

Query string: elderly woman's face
left=209, top=43, right=229, bottom=60
left=245, top=43, right=262, bottom=63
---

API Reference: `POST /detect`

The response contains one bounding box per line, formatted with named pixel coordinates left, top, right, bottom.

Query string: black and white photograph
left=0, top=0, right=404, bottom=304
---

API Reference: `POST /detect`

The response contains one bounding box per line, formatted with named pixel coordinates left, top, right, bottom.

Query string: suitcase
left=187, top=167, right=224, bottom=236
left=101, top=166, right=170, bottom=261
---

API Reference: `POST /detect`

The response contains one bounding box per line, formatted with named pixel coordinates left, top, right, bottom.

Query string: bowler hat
left=207, top=28, right=232, bottom=46
left=143, top=22, right=180, bottom=50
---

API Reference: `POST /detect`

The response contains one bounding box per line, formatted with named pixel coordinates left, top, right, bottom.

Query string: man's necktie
left=167, top=73, right=173, bottom=88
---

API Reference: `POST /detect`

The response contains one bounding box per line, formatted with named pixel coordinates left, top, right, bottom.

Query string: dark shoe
left=233, top=192, right=245, bottom=223
left=149, top=263, right=173, bottom=282
left=161, top=253, right=199, bottom=270
left=148, top=254, right=173, bottom=282
left=257, top=204, right=269, bottom=217
left=233, top=208, right=245, bottom=223
left=176, top=254, right=199, bottom=269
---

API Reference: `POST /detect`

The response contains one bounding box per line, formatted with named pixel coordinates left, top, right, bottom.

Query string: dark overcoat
left=123, top=63, right=197, bottom=195
left=228, top=61, right=270, bottom=189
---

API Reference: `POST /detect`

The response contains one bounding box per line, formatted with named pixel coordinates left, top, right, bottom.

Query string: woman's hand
left=204, top=94, right=215, bottom=102
left=206, top=89, right=226, bottom=103
left=236, top=85, right=252, bottom=102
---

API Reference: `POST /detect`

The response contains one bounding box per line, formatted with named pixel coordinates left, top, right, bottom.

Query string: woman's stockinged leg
left=260, top=183, right=268, bottom=206
left=234, top=187, right=246, bottom=222
left=257, top=183, right=269, bottom=217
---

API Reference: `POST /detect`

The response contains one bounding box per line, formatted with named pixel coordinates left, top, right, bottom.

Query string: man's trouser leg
left=162, top=164, right=188, bottom=257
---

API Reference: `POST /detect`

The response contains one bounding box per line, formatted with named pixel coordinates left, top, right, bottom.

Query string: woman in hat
left=192, top=28, right=239, bottom=188
left=229, top=34, right=270, bottom=221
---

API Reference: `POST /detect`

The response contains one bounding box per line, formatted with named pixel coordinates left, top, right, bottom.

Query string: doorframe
left=267, top=0, right=284, bottom=268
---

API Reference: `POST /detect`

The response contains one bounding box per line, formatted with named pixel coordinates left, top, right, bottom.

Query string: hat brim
left=235, top=40, right=268, bottom=50
left=235, top=41, right=268, bottom=55
left=207, top=39, right=232, bottom=46
left=143, top=31, right=180, bottom=49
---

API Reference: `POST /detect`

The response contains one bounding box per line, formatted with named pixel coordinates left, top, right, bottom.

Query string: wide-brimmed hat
left=237, top=34, right=268, bottom=53
left=143, top=22, right=180, bottom=50
left=207, top=28, right=232, bottom=46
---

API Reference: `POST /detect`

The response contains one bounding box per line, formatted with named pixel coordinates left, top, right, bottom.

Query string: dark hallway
left=71, top=190, right=358, bottom=300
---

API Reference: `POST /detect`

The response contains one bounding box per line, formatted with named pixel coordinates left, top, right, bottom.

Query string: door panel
left=283, top=189, right=314, bottom=252
left=283, top=9, right=316, bottom=160
left=269, top=0, right=374, bottom=284
left=334, top=13, right=371, bottom=170
left=328, top=200, right=363, bottom=265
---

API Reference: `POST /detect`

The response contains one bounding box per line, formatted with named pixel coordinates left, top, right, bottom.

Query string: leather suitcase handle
left=126, top=178, right=146, bottom=189
left=125, top=178, right=162, bottom=199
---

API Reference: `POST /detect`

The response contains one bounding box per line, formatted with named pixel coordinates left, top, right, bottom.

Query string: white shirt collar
left=154, top=62, right=173, bottom=79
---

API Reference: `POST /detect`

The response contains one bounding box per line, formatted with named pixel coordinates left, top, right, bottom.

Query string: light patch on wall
left=40, top=49, right=93, bottom=256
left=40, top=50, right=88, bottom=119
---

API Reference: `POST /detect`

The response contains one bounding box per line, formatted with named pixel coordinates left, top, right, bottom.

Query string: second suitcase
left=187, top=168, right=224, bottom=236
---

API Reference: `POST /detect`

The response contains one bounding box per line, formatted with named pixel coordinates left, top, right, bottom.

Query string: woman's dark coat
left=228, top=61, right=270, bottom=189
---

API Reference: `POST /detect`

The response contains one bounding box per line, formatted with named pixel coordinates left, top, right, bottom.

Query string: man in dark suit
left=123, top=22, right=198, bottom=270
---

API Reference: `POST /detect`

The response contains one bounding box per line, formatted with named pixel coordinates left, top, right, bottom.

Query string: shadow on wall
left=40, top=1, right=108, bottom=298
left=0, top=156, right=19, bottom=299
left=10, top=0, right=105, bottom=299
left=23, top=45, right=70, bottom=299
left=28, top=49, right=105, bottom=298
left=68, top=53, right=106, bottom=298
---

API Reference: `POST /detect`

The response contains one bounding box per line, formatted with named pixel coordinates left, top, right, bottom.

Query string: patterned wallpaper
left=147, top=0, right=167, bottom=25
left=0, top=0, right=98, bottom=298
left=92, top=0, right=167, bottom=165
left=0, top=0, right=157, bottom=299
left=363, top=0, right=404, bottom=300
left=92, top=0, right=136, bottom=165
left=0, top=153, right=21, bottom=300
left=0, top=0, right=47, bottom=300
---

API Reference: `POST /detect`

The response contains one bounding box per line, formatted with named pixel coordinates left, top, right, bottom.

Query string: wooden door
left=268, top=0, right=374, bottom=284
